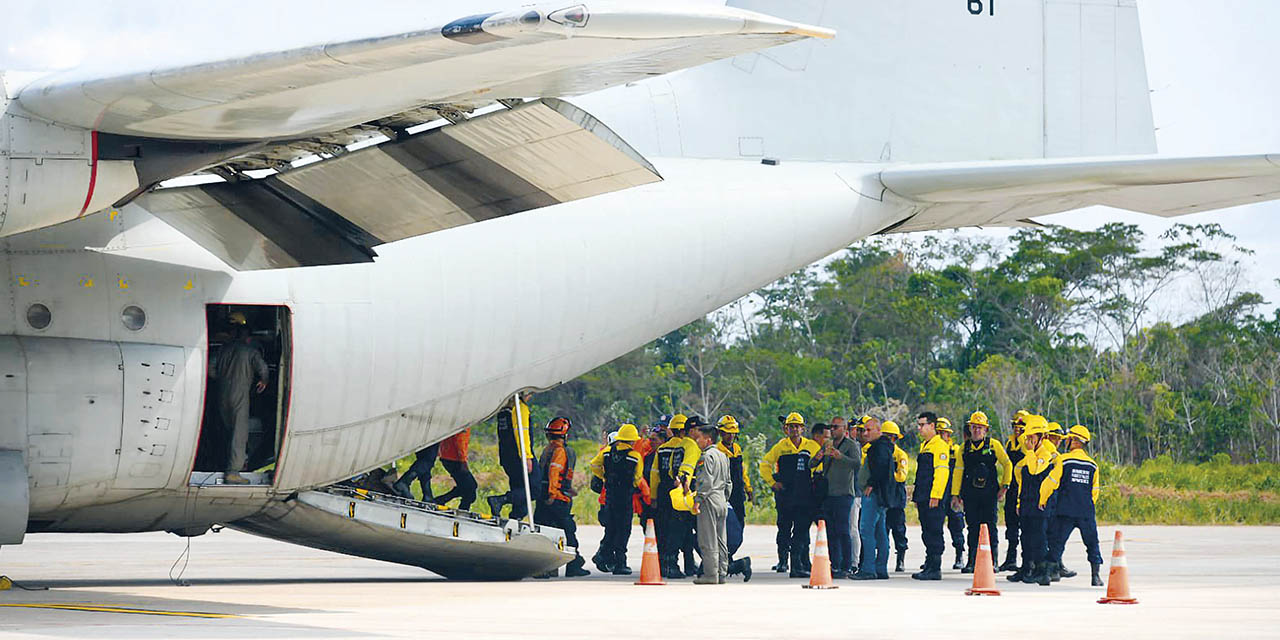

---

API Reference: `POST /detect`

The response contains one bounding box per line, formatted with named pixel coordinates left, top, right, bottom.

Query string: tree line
left=531, top=222, right=1280, bottom=465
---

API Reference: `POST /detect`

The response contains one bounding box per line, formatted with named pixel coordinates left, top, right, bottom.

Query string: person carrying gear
left=432, top=429, right=478, bottom=510
left=853, top=417, right=895, bottom=580
left=391, top=444, right=440, bottom=500
left=1009, top=415, right=1060, bottom=586
left=951, top=411, right=1013, bottom=574
left=936, top=417, right=967, bottom=570
left=880, top=421, right=911, bottom=572
left=821, top=417, right=861, bottom=579
left=1000, top=410, right=1030, bottom=572
left=689, top=423, right=732, bottom=584
left=650, top=414, right=701, bottom=579
left=716, top=415, right=754, bottom=581
left=1045, top=425, right=1105, bottom=586
left=678, top=416, right=710, bottom=575
left=533, top=418, right=589, bottom=578
left=488, top=393, right=538, bottom=520
left=760, top=412, right=821, bottom=578
left=589, top=423, right=650, bottom=575
left=910, top=412, right=951, bottom=581
left=213, top=323, right=269, bottom=484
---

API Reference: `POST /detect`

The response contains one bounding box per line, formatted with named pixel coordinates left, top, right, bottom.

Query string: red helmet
left=545, top=416, right=571, bottom=436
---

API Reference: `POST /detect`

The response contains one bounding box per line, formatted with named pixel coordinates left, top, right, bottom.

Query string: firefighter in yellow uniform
left=880, top=421, right=911, bottom=572
left=936, top=417, right=967, bottom=570
left=1009, top=415, right=1060, bottom=586
left=760, top=412, right=821, bottom=578
left=910, top=412, right=951, bottom=580
left=649, top=414, right=703, bottom=579
left=1045, top=425, right=1104, bottom=586
left=951, top=411, right=1013, bottom=573
left=588, top=423, right=648, bottom=575
left=1000, top=410, right=1030, bottom=572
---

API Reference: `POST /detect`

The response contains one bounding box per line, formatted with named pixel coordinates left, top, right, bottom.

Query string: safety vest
left=602, top=443, right=641, bottom=506
left=537, top=440, right=576, bottom=503
left=962, top=437, right=1001, bottom=498
left=718, top=441, right=748, bottom=506
left=655, top=439, right=685, bottom=489
left=1005, top=435, right=1025, bottom=487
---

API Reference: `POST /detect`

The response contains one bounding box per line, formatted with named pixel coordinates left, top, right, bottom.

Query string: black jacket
left=865, top=435, right=896, bottom=505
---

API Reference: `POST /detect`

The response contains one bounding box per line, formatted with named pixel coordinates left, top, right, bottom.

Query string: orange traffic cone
left=802, top=519, right=838, bottom=589
left=635, top=518, right=665, bottom=586
left=1098, top=530, right=1139, bottom=604
left=965, top=524, right=1001, bottom=596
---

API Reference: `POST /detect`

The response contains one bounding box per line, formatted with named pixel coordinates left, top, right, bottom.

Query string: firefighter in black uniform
left=589, top=423, right=649, bottom=575
left=911, top=412, right=950, bottom=581
left=488, top=393, right=538, bottom=520
left=999, top=410, right=1030, bottom=572
left=936, top=417, right=967, bottom=570
left=1046, top=425, right=1105, bottom=586
left=950, top=411, right=1013, bottom=573
left=650, top=414, right=700, bottom=579
left=1009, top=415, right=1059, bottom=586
left=760, top=412, right=821, bottom=578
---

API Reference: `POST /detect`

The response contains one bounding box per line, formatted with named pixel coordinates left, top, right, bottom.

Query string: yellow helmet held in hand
left=936, top=417, right=953, bottom=433
left=1068, top=425, right=1092, bottom=442
left=615, top=423, right=641, bottom=442
left=717, top=415, right=740, bottom=433
left=881, top=421, right=902, bottom=438
left=783, top=412, right=805, bottom=426
left=669, top=487, right=697, bottom=512
left=967, top=411, right=990, bottom=427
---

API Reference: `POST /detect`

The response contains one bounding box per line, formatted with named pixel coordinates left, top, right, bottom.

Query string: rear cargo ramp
left=229, top=488, right=572, bottom=580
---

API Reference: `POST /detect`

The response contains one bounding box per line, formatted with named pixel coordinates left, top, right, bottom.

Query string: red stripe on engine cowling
left=78, top=130, right=99, bottom=217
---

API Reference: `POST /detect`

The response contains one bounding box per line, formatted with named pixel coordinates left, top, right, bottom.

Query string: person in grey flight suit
left=690, top=424, right=731, bottom=585
left=215, top=325, right=269, bottom=484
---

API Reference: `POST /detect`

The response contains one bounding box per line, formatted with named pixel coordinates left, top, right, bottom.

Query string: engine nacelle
left=1, top=97, right=139, bottom=238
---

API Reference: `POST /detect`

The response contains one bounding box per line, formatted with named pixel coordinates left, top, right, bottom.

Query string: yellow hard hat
left=857, top=415, right=874, bottom=426
left=881, top=421, right=901, bottom=438
left=1012, top=409, right=1030, bottom=426
left=1068, top=425, right=1092, bottom=442
left=669, top=414, right=688, bottom=431
left=669, top=488, right=697, bottom=512
left=967, top=411, right=990, bottom=427
left=228, top=311, right=248, bottom=325
left=936, top=417, right=953, bottom=433
left=1021, top=414, right=1050, bottom=437
left=717, top=415, right=740, bottom=433
left=1047, top=422, right=1064, bottom=438
left=616, top=423, right=640, bottom=442
left=784, top=412, right=805, bottom=426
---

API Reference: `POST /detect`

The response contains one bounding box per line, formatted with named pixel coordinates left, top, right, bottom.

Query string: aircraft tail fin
left=670, top=0, right=1155, bottom=163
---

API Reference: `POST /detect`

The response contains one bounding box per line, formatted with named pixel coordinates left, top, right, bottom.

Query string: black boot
left=894, top=550, right=906, bottom=573
left=1059, top=562, right=1077, bottom=579
left=486, top=494, right=507, bottom=518
left=740, top=557, right=753, bottom=582
left=952, top=547, right=965, bottom=570
left=773, top=548, right=789, bottom=573
left=663, top=555, right=685, bottom=579
left=1021, top=563, right=1038, bottom=584
left=592, top=550, right=612, bottom=574
left=1049, top=562, right=1061, bottom=583
left=911, top=557, right=942, bottom=581
left=998, top=546, right=1019, bottom=573
left=789, top=551, right=810, bottom=579
left=1037, top=562, right=1052, bottom=586
left=961, top=547, right=975, bottom=574
left=565, top=555, right=591, bottom=577
left=1091, top=562, right=1104, bottom=587
left=1007, top=566, right=1025, bottom=582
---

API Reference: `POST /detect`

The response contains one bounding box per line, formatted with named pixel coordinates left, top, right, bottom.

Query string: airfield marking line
left=0, top=603, right=241, bottom=619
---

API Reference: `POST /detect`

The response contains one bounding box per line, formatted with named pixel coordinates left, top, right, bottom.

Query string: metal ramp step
left=228, top=487, right=572, bottom=580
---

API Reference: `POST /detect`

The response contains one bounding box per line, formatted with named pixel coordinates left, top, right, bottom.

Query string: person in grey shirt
left=823, top=416, right=862, bottom=578
left=690, top=424, right=731, bottom=584
left=213, top=325, right=269, bottom=484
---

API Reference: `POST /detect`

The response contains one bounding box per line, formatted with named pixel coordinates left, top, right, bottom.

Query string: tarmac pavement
left=1, top=524, right=1277, bottom=638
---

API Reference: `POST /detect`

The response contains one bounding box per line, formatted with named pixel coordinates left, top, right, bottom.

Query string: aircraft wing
left=876, top=154, right=1280, bottom=233
left=18, top=3, right=832, bottom=141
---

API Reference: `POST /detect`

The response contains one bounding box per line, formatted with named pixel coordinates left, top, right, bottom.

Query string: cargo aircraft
left=1, top=0, right=1277, bottom=578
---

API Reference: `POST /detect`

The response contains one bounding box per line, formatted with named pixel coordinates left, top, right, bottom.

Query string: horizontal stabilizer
left=877, top=154, right=1280, bottom=233
left=135, top=99, right=659, bottom=270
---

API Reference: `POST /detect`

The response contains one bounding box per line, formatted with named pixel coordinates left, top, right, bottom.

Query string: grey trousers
left=696, top=499, right=729, bottom=580
left=850, top=496, right=863, bottom=568
left=219, top=388, right=250, bottom=473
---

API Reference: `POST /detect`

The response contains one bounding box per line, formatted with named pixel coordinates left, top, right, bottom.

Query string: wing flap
left=135, top=99, right=660, bottom=270
left=878, top=154, right=1280, bottom=233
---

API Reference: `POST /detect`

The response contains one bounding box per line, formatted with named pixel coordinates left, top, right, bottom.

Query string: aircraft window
left=26, top=303, right=51, bottom=330
left=121, top=305, right=146, bottom=331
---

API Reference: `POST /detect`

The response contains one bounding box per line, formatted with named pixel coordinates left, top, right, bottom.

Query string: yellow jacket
left=914, top=435, right=951, bottom=502
left=892, top=444, right=909, bottom=484
left=716, top=441, right=753, bottom=495
left=1014, top=440, right=1059, bottom=511
left=649, top=436, right=702, bottom=496
left=1040, top=448, right=1099, bottom=507
left=759, top=436, right=820, bottom=488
